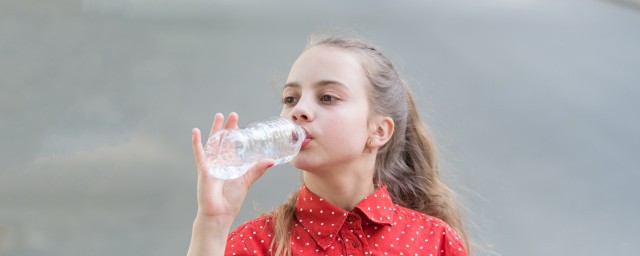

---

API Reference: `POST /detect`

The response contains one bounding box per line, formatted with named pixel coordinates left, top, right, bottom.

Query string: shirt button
left=352, top=241, right=359, bottom=247
left=348, top=216, right=355, bottom=222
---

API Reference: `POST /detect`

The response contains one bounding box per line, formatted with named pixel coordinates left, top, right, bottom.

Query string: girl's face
left=280, top=46, right=374, bottom=173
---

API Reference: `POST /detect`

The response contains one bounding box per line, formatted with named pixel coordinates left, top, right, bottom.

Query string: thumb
left=243, top=158, right=276, bottom=188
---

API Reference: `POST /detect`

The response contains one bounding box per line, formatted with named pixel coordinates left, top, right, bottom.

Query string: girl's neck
left=302, top=160, right=376, bottom=211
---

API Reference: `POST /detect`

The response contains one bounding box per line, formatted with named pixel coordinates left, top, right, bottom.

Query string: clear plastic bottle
left=204, top=117, right=305, bottom=180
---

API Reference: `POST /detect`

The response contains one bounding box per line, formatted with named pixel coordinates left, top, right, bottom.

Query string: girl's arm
left=187, top=113, right=274, bottom=256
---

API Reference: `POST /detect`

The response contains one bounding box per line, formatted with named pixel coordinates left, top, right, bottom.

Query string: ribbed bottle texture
left=204, top=117, right=305, bottom=180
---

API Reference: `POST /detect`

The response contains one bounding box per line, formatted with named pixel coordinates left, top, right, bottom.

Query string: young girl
left=188, top=35, right=469, bottom=256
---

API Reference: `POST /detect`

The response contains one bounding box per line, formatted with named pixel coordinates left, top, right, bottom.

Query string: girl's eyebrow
left=283, top=80, right=350, bottom=91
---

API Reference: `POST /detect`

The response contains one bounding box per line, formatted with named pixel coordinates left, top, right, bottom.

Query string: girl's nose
left=291, top=100, right=314, bottom=123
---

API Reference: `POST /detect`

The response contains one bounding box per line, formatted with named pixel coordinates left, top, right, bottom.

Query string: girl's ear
left=370, top=116, right=394, bottom=148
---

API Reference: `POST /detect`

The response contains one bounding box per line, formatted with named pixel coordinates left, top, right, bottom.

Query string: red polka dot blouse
left=226, top=185, right=467, bottom=256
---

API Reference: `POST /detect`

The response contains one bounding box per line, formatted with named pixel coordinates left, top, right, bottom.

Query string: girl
left=188, top=35, right=469, bottom=256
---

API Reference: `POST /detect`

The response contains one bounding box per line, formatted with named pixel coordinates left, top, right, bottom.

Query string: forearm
left=187, top=215, right=234, bottom=256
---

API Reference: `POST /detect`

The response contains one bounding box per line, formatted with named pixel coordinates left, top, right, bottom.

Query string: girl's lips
left=300, top=127, right=312, bottom=149
left=301, top=138, right=311, bottom=149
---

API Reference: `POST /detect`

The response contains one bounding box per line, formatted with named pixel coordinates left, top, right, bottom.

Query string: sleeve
left=225, top=218, right=274, bottom=256
left=437, top=222, right=468, bottom=256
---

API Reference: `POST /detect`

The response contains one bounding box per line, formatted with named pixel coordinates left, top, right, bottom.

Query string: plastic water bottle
left=204, top=117, right=306, bottom=180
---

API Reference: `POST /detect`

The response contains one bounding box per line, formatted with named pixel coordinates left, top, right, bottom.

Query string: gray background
left=1, top=0, right=639, bottom=255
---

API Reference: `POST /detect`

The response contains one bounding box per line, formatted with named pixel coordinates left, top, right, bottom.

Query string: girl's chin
left=290, top=158, right=306, bottom=170
left=290, top=157, right=319, bottom=171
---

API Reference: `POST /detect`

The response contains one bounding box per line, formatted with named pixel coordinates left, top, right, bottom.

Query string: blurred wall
left=1, top=0, right=639, bottom=255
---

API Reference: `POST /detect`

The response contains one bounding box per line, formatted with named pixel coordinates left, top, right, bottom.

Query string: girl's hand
left=191, top=112, right=275, bottom=222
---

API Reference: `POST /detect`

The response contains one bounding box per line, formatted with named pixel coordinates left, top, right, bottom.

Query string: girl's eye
left=282, top=96, right=299, bottom=105
left=320, top=95, right=336, bottom=102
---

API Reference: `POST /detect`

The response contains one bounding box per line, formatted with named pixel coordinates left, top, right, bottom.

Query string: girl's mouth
left=300, top=128, right=312, bottom=149
left=301, top=137, right=311, bottom=149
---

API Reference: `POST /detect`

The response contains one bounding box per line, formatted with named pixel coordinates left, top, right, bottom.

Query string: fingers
left=208, top=112, right=239, bottom=137
left=225, top=112, right=239, bottom=130
left=209, top=113, right=224, bottom=137
left=192, top=128, right=207, bottom=174
left=243, top=158, right=275, bottom=189
left=200, top=112, right=240, bottom=177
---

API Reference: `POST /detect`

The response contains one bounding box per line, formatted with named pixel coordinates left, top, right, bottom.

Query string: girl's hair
left=270, top=35, right=469, bottom=255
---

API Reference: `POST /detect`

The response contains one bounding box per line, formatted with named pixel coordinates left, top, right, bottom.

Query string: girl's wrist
left=189, top=215, right=233, bottom=253
left=188, top=216, right=232, bottom=256
left=193, top=214, right=235, bottom=231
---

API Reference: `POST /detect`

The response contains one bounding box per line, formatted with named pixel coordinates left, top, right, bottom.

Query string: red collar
left=294, top=185, right=396, bottom=249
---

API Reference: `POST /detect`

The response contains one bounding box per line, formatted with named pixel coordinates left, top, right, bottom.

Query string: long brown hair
left=269, top=35, right=469, bottom=255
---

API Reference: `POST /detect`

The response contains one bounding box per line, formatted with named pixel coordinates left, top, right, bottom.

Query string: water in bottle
left=204, top=117, right=306, bottom=180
